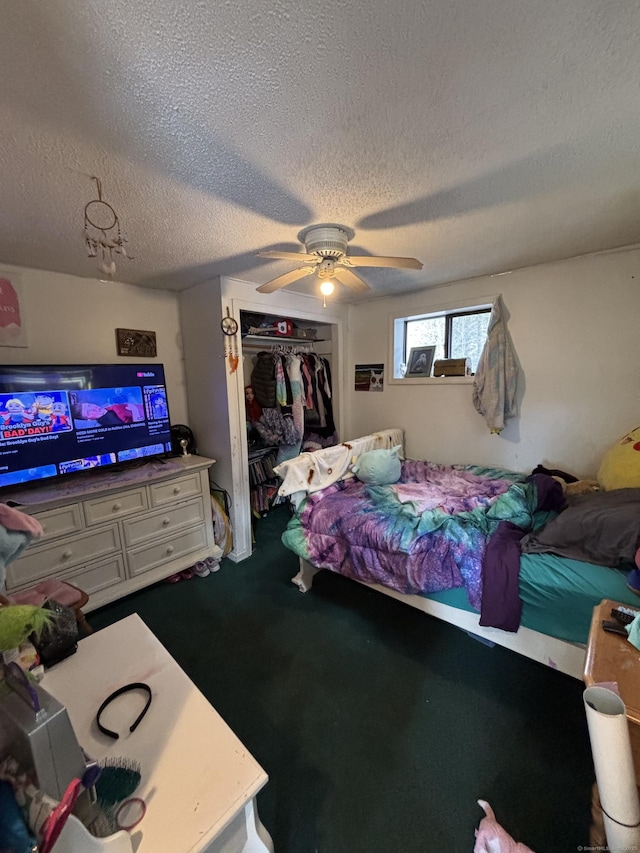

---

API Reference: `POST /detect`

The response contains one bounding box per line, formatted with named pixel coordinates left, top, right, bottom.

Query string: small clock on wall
left=220, top=309, right=238, bottom=336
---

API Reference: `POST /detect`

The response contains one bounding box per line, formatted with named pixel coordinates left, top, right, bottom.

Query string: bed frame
left=293, top=559, right=586, bottom=679
left=276, top=429, right=586, bottom=681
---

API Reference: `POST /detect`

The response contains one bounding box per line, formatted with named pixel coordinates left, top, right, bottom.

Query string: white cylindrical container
left=584, top=685, right=640, bottom=853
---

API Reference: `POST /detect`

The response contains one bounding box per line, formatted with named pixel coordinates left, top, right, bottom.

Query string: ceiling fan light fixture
left=319, top=278, right=334, bottom=309
left=317, top=257, right=336, bottom=279
left=298, top=223, right=353, bottom=257
left=255, top=222, right=422, bottom=297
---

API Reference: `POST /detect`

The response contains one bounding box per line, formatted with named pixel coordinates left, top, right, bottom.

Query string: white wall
left=0, top=264, right=188, bottom=422
left=345, top=248, right=640, bottom=478
left=179, top=277, right=229, bottom=477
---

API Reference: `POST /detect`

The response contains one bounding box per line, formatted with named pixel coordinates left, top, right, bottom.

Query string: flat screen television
left=0, top=363, right=173, bottom=490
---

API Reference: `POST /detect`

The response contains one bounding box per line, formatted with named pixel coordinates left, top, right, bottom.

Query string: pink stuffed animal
left=474, top=801, right=535, bottom=853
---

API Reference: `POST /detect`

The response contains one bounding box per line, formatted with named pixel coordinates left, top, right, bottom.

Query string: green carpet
left=89, top=505, right=594, bottom=852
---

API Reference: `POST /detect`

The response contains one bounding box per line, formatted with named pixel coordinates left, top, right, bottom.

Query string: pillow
left=521, top=488, right=640, bottom=567
left=351, top=445, right=402, bottom=485
left=598, top=426, right=640, bottom=490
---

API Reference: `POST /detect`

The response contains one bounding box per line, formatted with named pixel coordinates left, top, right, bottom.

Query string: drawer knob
left=173, top=486, right=181, bottom=495
left=62, top=549, right=73, bottom=560
left=113, top=502, right=122, bottom=511
left=162, top=517, right=171, bottom=527
left=166, top=545, right=175, bottom=555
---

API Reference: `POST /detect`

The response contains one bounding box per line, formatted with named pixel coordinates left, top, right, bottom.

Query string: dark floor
left=89, top=505, right=594, bottom=853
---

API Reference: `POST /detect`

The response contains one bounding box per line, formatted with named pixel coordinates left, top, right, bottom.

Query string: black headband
left=96, top=682, right=152, bottom=740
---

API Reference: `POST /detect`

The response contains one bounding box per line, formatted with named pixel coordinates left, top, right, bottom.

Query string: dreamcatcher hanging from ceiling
left=84, top=176, right=131, bottom=278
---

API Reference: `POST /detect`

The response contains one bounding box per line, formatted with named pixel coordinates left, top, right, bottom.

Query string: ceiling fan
left=255, top=223, right=423, bottom=294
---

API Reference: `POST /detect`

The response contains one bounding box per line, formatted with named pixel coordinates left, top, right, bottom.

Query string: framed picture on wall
left=116, top=328, right=157, bottom=357
left=354, top=363, right=385, bottom=391
left=405, top=346, right=435, bottom=377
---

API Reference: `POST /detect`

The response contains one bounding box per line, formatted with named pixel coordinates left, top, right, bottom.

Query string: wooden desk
left=584, top=599, right=640, bottom=846
left=43, top=614, right=273, bottom=853
left=584, top=599, right=640, bottom=757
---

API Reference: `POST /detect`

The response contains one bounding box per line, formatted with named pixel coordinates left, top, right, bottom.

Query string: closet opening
left=240, top=310, right=339, bottom=523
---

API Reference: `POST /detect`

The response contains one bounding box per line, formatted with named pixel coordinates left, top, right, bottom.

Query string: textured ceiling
left=1, top=0, right=640, bottom=301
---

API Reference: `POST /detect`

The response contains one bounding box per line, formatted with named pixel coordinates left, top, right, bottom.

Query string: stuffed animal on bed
left=598, top=425, right=640, bottom=491
left=531, top=464, right=600, bottom=496
left=351, top=445, right=402, bottom=485
left=551, top=477, right=600, bottom=496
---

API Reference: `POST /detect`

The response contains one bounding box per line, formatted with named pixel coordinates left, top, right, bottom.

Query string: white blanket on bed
left=274, top=428, right=404, bottom=499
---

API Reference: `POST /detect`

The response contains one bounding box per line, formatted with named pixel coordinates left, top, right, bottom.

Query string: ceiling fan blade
left=333, top=267, right=371, bottom=293
left=257, top=250, right=318, bottom=263
left=256, top=266, right=316, bottom=294
left=340, top=255, right=423, bottom=270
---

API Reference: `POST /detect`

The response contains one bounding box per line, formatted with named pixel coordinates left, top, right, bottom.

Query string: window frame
left=389, top=295, right=496, bottom=385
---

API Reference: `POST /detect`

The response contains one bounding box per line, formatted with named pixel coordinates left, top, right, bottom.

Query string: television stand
left=3, top=455, right=217, bottom=611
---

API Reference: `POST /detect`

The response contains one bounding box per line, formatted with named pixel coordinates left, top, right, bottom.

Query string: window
left=391, top=298, right=494, bottom=380
left=405, top=309, right=490, bottom=372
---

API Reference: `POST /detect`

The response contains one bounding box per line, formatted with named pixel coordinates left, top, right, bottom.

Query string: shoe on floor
left=193, top=561, right=211, bottom=577
left=205, top=556, right=221, bottom=573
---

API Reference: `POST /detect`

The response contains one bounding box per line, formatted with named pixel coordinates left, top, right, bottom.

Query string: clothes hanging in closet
left=251, top=351, right=278, bottom=408
left=299, top=353, right=335, bottom=441
left=250, top=350, right=337, bottom=459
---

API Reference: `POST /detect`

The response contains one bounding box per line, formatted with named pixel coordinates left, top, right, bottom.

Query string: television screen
left=0, top=363, right=173, bottom=489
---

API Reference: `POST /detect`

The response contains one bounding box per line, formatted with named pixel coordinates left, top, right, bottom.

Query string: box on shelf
left=433, top=358, right=471, bottom=377
left=295, top=328, right=317, bottom=340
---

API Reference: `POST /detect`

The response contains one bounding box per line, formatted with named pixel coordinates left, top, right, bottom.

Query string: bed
left=273, top=429, right=640, bottom=680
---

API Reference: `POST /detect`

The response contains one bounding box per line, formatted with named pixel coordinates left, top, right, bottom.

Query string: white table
left=43, top=614, right=273, bottom=853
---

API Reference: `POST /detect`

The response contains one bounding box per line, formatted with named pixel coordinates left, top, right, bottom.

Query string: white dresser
left=3, top=455, right=217, bottom=610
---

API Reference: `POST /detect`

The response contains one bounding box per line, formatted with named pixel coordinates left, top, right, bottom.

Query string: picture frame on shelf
left=405, top=346, right=436, bottom=377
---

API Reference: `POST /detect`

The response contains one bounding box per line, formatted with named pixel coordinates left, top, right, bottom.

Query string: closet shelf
left=242, top=334, right=324, bottom=345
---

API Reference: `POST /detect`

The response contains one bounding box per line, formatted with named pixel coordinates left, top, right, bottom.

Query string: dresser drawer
left=84, top=487, right=148, bottom=525
left=6, top=524, right=121, bottom=588
left=150, top=473, right=202, bottom=508
left=123, top=498, right=206, bottom=547
left=128, top=525, right=208, bottom=576
left=32, top=504, right=84, bottom=542
left=63, top=555, right=126, bottom=596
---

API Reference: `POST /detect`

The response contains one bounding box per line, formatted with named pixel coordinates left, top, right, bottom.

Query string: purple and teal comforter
left=281, top=460, right=558, bottom=616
